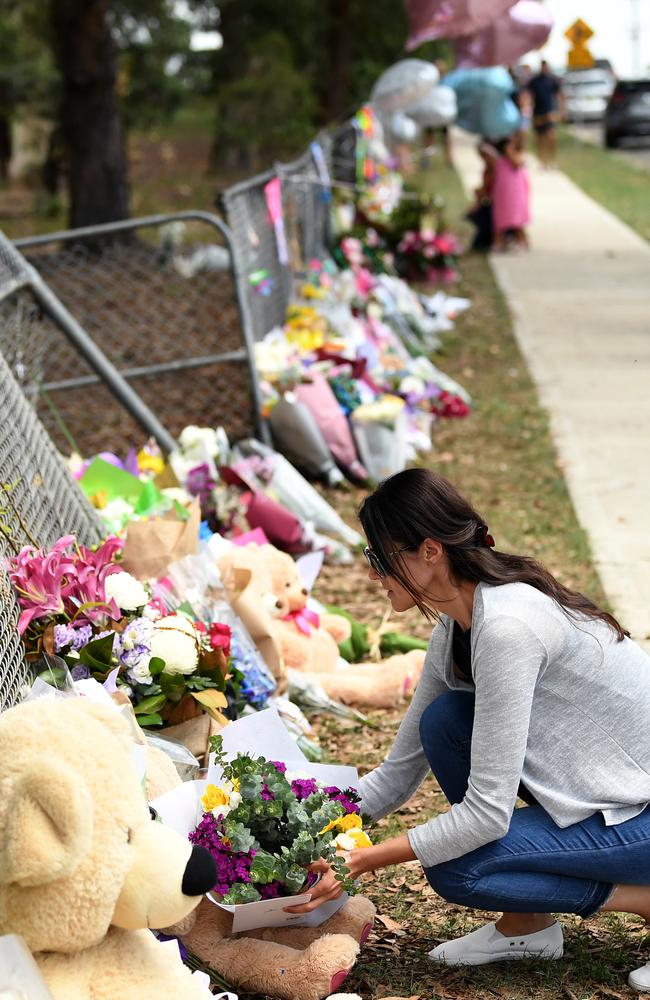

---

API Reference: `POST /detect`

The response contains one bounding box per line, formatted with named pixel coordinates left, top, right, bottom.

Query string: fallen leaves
left=376, top=914, right=406, bottom=935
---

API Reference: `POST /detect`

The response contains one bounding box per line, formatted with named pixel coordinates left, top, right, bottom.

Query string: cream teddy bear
left=218, top=542, right=425, bottom=709
left=0, top=697, right=216, bottom=1000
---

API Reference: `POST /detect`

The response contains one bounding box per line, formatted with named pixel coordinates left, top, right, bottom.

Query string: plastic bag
left=145, top=731, right=201, bottom=782
left=234, top=439, right=363, bottom=548
left=351, top=399, right=408, bottom=482
left=268, top=393, right=344, bottom=485
left=286, top=669, right=368, bottom=722
left=294, top=373, right=368, bottom=482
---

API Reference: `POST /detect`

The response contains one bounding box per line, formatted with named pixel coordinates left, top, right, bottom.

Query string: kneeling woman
left=291, top=468, right=650, bottom=990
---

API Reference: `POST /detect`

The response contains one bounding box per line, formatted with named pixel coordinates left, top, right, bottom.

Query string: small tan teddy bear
left=217, top=542, right=425, bottom=709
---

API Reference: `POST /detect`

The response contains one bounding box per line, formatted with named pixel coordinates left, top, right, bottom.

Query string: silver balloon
left=405, top=85, right=458, bottom=128
left=370, top=59, right=440, bottom=115
left=387, top=112, right=421, bottom=143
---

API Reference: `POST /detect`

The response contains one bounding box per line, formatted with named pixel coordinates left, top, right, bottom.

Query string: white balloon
left=405, top=85, right=458, bottom=127
left=387, top=112, right=421, bottom=143
left=370, top=59, right=440, bottom=115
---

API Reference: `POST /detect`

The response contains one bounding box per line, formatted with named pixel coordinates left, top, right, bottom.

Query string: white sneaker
left=428, top=920, right=564, bottom=966
left=629, top=962, right=650, bottom=991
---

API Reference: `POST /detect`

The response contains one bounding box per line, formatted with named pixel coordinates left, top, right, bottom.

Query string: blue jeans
left=419, top=691, right=650, bottom=918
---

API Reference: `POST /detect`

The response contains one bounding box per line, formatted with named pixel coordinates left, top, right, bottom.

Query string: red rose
left=209, top=622, right=232, bottom=658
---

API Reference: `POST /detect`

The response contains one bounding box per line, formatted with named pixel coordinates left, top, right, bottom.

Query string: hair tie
left=477, top=524, right=495, bottom=548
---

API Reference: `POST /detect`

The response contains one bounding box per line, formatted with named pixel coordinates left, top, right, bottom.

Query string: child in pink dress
left=490, top=133, right=530, bottom=252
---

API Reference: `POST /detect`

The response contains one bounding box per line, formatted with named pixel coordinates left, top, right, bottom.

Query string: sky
left=525, top=0, right=650, bottom=77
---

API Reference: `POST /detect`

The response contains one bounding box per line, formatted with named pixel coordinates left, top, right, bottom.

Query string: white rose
left=178, top=425, right=219, bottom=459
left=105, top=572, right=150, bottom=611
left=399, top=375, right=425, bottom=396
left=150, top=614, right=199, bottom=676
left=334, top=832, right=356, bottom=852
left=213, top=803, right=232, bottom=818
left=228, top=790, right=242, bottom=811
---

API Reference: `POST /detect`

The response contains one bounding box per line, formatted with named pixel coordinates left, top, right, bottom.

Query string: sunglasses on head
left=363, top=545, right=410, bottom=577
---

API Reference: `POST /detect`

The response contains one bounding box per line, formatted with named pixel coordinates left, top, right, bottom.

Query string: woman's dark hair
left=358, top=468, right=627, bottom=640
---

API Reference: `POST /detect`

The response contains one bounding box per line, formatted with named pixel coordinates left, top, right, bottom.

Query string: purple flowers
left=290, top=778, right=319, bottom=801
left=54, top=622, right=94, bottom=653
left=325, top=786, right=361, bottom=815
left=113, top=617, right=153, bottom=669
left=189, top=813, right=256, bottom=898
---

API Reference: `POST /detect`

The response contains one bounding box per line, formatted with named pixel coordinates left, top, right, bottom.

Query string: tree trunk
left=51, top=0, right=129, bottom=228
left=323, top=0, right=354, bottom=122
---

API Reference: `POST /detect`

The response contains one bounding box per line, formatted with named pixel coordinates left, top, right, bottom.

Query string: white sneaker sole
left=429, top=945, right=564, bottom=967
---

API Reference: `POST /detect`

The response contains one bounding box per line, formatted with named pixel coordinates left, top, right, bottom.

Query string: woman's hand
left=283, top=858, right=344, bottom=914
left=283, top=835, right=417, bottom=914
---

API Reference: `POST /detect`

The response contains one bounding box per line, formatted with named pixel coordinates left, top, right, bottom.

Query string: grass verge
left=556, top=127, right=650, bottom=243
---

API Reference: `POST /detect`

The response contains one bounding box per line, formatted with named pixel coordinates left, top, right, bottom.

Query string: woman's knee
left=419, top=690, right=475, bottom=759
left=425, top=860, right=477, bottom=906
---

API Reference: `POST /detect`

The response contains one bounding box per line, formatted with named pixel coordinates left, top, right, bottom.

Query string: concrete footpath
left=452, top=129, right=650, bottom=645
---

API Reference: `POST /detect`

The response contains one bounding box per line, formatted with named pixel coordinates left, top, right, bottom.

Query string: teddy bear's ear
left=0, top=758, right=93, bottom=887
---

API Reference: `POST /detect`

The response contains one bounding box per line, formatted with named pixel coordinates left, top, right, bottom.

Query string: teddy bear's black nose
left=182, top=845, right=217, bottom=897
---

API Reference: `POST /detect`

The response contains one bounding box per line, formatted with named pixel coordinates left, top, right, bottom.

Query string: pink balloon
left=453, top=1, right=553, bottom=68
left=405, top=0, right=517, bottom=48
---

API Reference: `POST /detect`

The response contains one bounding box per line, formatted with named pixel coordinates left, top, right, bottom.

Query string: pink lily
left=8, top=535, right=77, bottom=635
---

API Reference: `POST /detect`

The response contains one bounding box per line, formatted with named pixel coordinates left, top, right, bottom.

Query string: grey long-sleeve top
left=358, top=581, right=650, bottom=869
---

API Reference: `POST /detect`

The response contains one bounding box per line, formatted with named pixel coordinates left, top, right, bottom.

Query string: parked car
left=563, top=68, right=616, bottom=122
left=604, top=79, right=650, bottom=147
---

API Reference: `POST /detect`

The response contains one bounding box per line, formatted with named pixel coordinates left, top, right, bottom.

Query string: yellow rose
left=137, top=448, right=165, bottom=475
left=348, top=829, right=372, bottom=849
left=337, top=813, right=362, bottom=832
left=319, top=812, right=363, bottom=836
left=201, top=783, right=230, bottom=812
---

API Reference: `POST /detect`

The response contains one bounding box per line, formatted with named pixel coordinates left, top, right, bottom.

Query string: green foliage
left=76, top=633, right=116, bottom=674
left=213, top=32, right=316, bottom=168
left=223, top=882, right=260, bottom=903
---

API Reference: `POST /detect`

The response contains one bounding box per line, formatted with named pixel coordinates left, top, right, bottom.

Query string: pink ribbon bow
left=283, top=608, right=320, bottom=635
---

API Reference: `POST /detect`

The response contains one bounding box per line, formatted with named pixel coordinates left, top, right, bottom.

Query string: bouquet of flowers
left=7, top=533, right=231, bottom=727
left=394, top=227, right=461, bottom=285
left=189, top=734, right=371, bottom=905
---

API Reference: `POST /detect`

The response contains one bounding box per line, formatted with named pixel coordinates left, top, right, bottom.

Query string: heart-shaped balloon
left=404, top=85, right=458, bottom=127
left=405, top=0, right=517, bottom=48
left=454, top=0, right=553, bottom=68
left=387, top=111, right=422, bottom=143
left=370, top=59, right=439, bottom=115
left=444, top=66, right=522, bottom=139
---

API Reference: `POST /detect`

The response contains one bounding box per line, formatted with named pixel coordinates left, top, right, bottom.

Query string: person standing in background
left=528, top=60, right=563, bottom=167
left=433, top=58, right=453, bottom=167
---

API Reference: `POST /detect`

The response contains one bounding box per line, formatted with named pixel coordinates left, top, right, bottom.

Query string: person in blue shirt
left=528, top=60, right=562, bottom=166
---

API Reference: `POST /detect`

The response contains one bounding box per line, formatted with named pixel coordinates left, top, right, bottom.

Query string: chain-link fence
left=0, top=121, right=361, bottom=708
left=0, top=343, right=104, bottom=709
left=3, top=212, right=266, bottom=457
left=222, top=124, right=358, bottom=342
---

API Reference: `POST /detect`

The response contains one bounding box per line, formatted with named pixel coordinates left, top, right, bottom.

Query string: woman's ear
left=421, top=538, right=444, bottom=565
